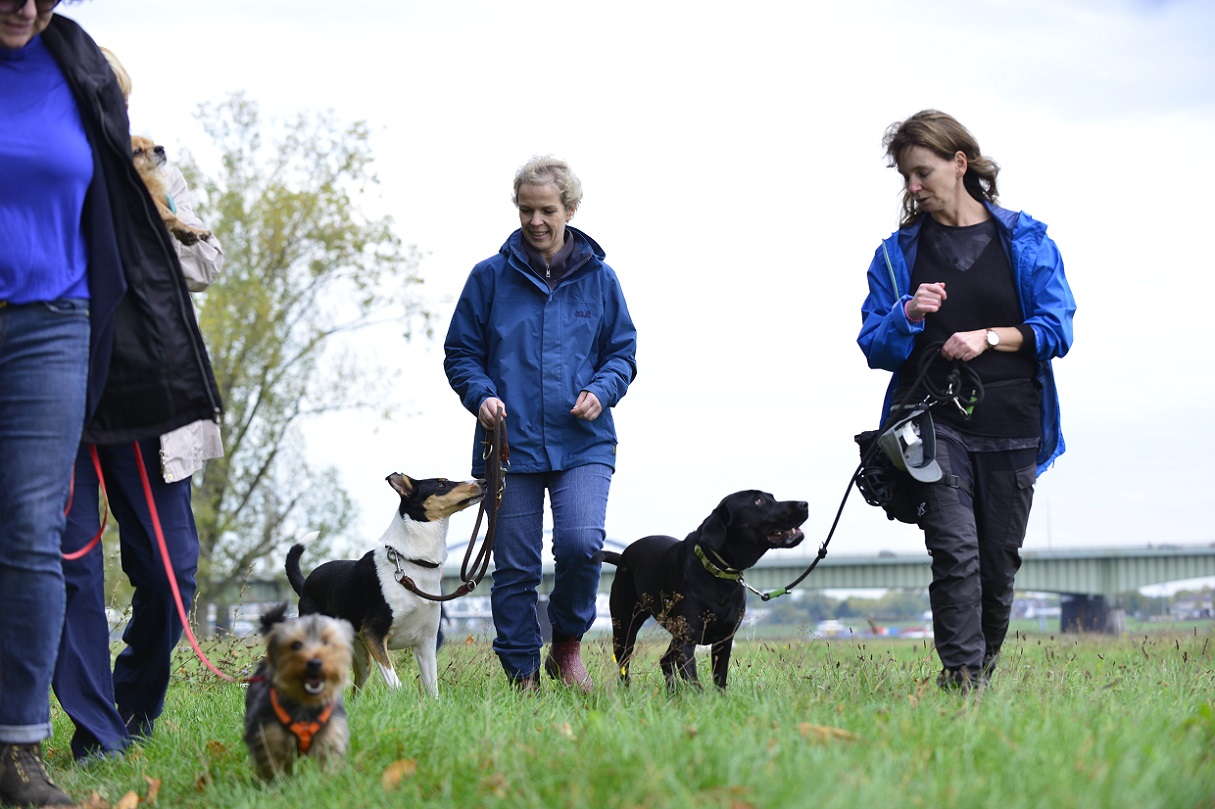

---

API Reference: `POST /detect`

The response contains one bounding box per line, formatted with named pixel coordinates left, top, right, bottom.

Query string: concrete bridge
left=443, top=541, right=1215, bottom=633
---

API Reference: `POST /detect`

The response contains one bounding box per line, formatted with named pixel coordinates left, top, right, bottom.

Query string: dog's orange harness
left=269, top=687, right=334, bottom=754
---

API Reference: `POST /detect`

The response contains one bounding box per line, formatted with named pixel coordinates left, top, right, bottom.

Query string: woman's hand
left=570, top=390, right=602, bottom=421
left=905, top=282, right=947, bottom=321
left=940, top=330, right=989, bottom=361
left=479, top=397, right=506, bottom=429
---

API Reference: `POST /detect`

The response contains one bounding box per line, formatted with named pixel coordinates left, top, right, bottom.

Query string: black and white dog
left=597, top=490, right=807, bottom=690
left=285, top=473, right=484, bottom=697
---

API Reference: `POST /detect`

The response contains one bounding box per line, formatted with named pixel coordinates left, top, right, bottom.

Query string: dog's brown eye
left=291, top=640, right=303, bottom=651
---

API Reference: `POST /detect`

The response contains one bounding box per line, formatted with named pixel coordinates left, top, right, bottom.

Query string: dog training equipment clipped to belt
left=753, top=343, right=985, bottom=602
left=395, top=409, right=510, bottom=602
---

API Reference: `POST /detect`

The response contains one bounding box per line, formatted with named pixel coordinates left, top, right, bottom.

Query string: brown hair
left=883, top=110, right=999, bottom=228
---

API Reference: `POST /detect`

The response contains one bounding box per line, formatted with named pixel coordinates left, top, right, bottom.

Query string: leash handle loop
left=399, top=411, right=508, bottom=602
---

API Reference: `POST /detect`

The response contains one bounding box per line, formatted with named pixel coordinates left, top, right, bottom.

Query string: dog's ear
left=259, top=603, right=289, bottom=636
left=386, top=473, right=415, bottom=498
left=691, top=499, right=730, bottom=550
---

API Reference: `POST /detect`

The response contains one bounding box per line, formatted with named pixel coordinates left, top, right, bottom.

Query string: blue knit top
left=0, top=33, right=93, bottom=304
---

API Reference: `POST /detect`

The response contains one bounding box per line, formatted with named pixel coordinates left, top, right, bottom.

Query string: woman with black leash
left=445, top=155, right=638, bottom=693
left=858, top=110, right=1076, bottom=692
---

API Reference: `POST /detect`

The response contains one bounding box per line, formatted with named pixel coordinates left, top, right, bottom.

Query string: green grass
left=48, top=628, right=1215, bottom=809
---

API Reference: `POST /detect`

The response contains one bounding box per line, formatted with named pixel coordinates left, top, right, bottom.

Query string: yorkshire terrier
left=130, top=135, right=212, bottom=246
left=243, top=604, right=354, bottom=781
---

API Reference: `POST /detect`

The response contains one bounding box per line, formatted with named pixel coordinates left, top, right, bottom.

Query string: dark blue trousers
left=52, top=438, right=199, bottom=760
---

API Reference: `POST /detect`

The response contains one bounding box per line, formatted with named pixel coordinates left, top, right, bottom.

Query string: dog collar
left=269, top=686, right=334, bottom=754
left=693, top=544, right=743, bottom=581
left=385, top=545, right=440, bottom=571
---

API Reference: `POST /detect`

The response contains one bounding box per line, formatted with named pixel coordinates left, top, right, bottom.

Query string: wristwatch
left=985, top=329, right=1000, bottom=349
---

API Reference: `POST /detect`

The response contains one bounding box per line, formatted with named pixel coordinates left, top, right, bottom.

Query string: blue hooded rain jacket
left=857, top=203, right=1076, bottom=475
left=444, top=227, right=638, bottom=477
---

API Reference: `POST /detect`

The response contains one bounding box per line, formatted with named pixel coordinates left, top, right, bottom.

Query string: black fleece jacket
left=40, top=14, right=221, bottom=444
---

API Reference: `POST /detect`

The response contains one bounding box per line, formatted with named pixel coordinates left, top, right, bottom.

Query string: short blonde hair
left=512, top=155, right=583, bottom=214
left=99, top=46, right=131, bottom=101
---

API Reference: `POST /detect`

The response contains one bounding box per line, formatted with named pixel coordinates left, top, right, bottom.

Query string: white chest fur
left=372, top=513, right=449, bottom=650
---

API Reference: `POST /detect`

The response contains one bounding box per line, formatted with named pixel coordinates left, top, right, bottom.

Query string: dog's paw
left=172, top=227, right=201, bottom=245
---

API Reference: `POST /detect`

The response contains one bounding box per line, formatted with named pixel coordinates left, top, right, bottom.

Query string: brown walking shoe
left=0, top=742, right=73, bottom=808
left=544, top=639, right=593, bottom=692
left=510, top=672, right=540, bottom=693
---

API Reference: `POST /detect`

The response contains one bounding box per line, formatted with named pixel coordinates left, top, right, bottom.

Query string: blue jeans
left=53, top=438, right=200, bottom=759
left=0, top=300, right=89, bottom=744
left=490, top=464, right=612, bottom=679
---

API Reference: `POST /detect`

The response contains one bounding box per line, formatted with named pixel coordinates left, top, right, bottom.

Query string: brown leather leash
left=395, top=411, right=509, bottom=602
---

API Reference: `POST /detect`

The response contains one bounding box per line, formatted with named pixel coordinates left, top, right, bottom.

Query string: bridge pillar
left=1060, top=594, right=1125, bottom=634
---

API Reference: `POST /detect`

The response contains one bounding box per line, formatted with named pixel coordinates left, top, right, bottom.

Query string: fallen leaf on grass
left=381, top=759, right=418, bottom=791
left=798, top=723, right=858, bottom=742
left=114, top=790, right=140, bottom=809
left=143, top=775, right=161, bottom=804
left=481, top=772, right=509, bottom=798
left=555, top=722, right=575, bottom=740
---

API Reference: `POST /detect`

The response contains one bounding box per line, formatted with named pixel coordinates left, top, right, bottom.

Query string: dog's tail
left=593, top=550, right=622, bottom=566
left=285, top=531, right=319, bottom=596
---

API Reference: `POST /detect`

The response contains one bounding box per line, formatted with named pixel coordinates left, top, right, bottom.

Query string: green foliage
left=47, top=628, right=1215, bottom=808
left=174, top=94, right=432, bottom=627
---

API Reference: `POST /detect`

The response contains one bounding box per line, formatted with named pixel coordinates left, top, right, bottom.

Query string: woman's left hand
left=570, top=390, right=602, bottom=421
left=940, top=330, right=989, bottom=362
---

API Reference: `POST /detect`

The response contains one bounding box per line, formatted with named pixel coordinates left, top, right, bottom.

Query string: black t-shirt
left=899, top=217, right=1040, bottom=440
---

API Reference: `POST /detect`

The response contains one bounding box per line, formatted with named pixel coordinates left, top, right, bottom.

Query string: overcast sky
left=63, top=1, right=1215, bottom=578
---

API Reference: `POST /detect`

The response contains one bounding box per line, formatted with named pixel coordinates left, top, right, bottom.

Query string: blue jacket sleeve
left=584, top=266, right=637, bottom=408
left=1020, top=231, right=1075, bottom=362
left=858, top=238, right=922, bottom=372
left=443, top=264, right=498, bottom=415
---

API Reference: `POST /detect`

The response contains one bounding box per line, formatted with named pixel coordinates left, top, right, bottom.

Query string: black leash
left=752, top=343, right=982, bottom=601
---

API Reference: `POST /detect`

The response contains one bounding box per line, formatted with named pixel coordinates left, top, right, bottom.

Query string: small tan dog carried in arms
left=130, top=135, right=212, bottom=245
left=243, top=604, right=354, bottom=781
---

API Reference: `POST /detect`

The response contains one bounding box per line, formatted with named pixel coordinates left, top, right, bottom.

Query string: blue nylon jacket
left=444, top=226, right=638, bottom=476
left=857, top=203, right=1076, bottom=475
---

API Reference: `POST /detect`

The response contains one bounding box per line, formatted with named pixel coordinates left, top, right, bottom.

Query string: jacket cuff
left=1016, top=324, right=1036, bottom=355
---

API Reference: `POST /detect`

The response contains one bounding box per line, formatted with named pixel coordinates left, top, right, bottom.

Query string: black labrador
left=596, top=490, right=808, bottom=689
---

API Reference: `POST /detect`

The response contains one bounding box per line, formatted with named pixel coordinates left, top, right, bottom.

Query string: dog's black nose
left=153, top=144, right=166, bottom=158
left=307, top=658, right=322, bottom=674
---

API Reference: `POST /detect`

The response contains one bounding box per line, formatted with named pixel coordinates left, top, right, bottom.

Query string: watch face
left=986, top=330, right=999, bottom=346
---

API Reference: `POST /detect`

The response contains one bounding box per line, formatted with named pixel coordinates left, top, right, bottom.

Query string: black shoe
left=121, top=711, right=154, bottom=741
left=0, top=742, right=73, bottom=807
left=936, top=667, right=986, bottom=694
left=982, top=650, right=1001, bottom=679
